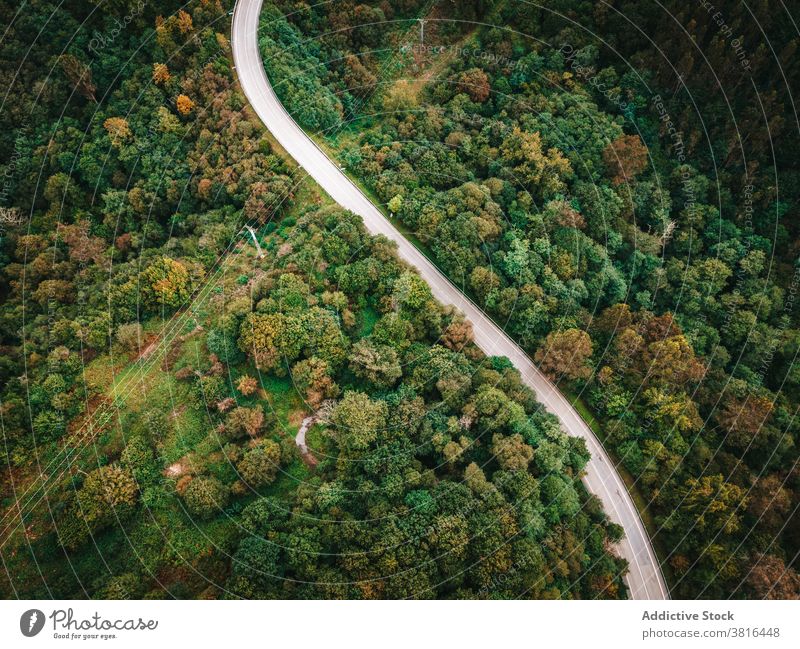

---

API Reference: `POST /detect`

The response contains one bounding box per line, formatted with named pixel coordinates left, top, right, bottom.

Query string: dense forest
left=257, top=0, right=800, bottom=598
left=2, top=0, right=799, bottom=600
left=0, top=0, right=627, bottom=599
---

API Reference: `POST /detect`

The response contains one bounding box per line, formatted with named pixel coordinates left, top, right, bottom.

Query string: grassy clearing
left=304, top=423, right=328, bottom=456
left=358, top=305, right=380, bottom=338
left=259, top=373, right=304, bottom=433
left=263, top=457, right=311, bottom=500
left=162, top=404, right=207, bottom=465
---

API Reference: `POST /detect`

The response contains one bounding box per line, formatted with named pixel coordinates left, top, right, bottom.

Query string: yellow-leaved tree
left=141, top=256, right=191, bottom=310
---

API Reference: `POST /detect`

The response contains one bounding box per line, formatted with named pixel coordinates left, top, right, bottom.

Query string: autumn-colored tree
left=141, top=257, right=192, bottom=310
left=217, top=397, right=235, bottom=413
left=640, top=313, right=678, bottom=342
left=644, top=335, right=705, bottom=388
left=343, top=54, right=377, bottom=94
left=197, top=178, right=213, bottom=199
left=499, top=126, right=572, bottom=197
left=602, top=134, right=649, bottom=185
left=672, top=475, right=747, bottom=535
left=383, top=79, right=417, bottom=113
left=457, top=68, right=491, bottom=102
left=717, top=393, right=774, bottom=449
left=534, top=328, right=593, bottom=382
left=225, top=406, right=265, bottom=439
left=545, top=198, right=586, bottom=229
left=33, top=279, right=74, bottom=306
left=747, top=554, right=800, bottom=599
left=176, top=94, right=195, bottom=115
left=291, top=357, right=339, bottom=407
left=609, top=327, right=644, bottom=372
left=115, top=233, right=132, bottom=253
left=152, top=62, right=171, bottom=85
left=243, top=178, right=294, bottom=223
left=103, top=117, right=132, bottom=147
left=236, top=374, right=258, bottom=396
left=747, top=474, right=791, bottom=529
left=176, top=9, right=193, bottom=33
left=216, top=32, right=230, bottom=52
left=593, top=303, right=634, bottom=336
left=642, top=388, right=702, bottom=434
left=58, top=220, right=107, bottom=265
left=441, top=318, right=475, bottom=354
left=154, top=15, right=178, bottom=54
left=175, top=366, right=196, bottom=381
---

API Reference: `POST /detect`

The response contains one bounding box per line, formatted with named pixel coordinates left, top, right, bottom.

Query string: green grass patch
left=162, top=405, right=208, bottom=465
left=259, top=373, right=304, bottom=432
left=304, top=423, right=327, bottom=456
left=263, top=457, right=310, bottom=500
left=358, top=305, right=380, bottom=337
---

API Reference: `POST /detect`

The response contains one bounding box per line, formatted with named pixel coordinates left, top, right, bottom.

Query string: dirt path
left=136, top=334, right=160, bottom=361
left=295, top=414, right=318, bottom=467
left=293, top=401, right=334, bottom=467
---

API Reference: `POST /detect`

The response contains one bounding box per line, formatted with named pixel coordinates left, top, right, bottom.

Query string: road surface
left=231, top=0, right=669, bottom=600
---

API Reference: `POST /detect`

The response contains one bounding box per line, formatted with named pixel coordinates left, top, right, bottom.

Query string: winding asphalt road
left=231, top=0, right=669, bottom=600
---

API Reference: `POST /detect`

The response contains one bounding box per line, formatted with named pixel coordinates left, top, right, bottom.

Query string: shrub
left=236, top=374, right=258, bottom=396
left=237, top=439, right=282, bottom=488
left=207, top=327, right=244, bottom=364
left=183, top=476, right=229, bottom=519
left=60, top=464, right=139, bottom=550
left=225, top=406, right=265, bottom=439
left=116, top=322, right=144, bottom=354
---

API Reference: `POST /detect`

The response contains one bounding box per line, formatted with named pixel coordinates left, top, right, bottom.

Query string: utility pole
left=244, top=225, right=265, bottom=259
